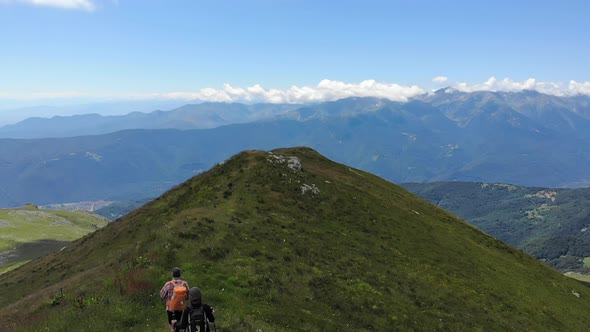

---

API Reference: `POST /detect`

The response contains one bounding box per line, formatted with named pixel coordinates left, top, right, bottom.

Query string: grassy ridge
left=2, top=148, right=590, bottom=330
left=0, top=205, right=108, bottom=250
left=0, top=205, right=109, bottom=272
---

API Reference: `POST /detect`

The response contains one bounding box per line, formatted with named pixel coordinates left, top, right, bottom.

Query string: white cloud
left=452, top=77, right=537, bottom=92
left=432, top=76, right=448, bottom=84
left=2, top=0, right=95, bottom=11
left=137, top=79, right=427, bottom=104
left=568, top=80, right=590, bottom=95
left=450, top=77, right=590, bottom=97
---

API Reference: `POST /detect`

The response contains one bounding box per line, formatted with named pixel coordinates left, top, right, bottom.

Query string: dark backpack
left=188, top=305, right=207, bottom=332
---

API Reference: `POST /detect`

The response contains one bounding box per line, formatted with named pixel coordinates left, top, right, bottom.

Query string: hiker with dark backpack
left=173, top=287, right=216, bottom=332
left=160, top=267, right=190, bottom=332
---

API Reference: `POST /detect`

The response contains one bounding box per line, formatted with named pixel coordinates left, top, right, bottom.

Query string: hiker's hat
left=172, top=267, right=181, bottom=278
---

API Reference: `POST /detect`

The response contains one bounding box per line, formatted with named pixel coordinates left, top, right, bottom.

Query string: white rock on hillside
left=267, top=153, right=303, bottom=172
left=301, top=183, right=320, bottom=195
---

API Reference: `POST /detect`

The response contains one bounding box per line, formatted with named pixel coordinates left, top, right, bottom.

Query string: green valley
left=0, top=204, right=109, bottom=273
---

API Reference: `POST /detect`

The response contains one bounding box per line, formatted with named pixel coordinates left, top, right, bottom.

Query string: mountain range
left=2, top=90, right=590, bottom=207
left=0, top=102, right=300, bottom=139
left=2, top=148, right=590, bottom=331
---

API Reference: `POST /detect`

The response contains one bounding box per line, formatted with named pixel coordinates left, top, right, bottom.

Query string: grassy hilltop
left=0, top=205, right=109, bottom=274
left=2, top=147, right=590, bottom=331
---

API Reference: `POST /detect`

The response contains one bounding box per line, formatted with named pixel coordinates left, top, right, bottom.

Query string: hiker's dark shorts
left=167, top=310, right=183, bottom=324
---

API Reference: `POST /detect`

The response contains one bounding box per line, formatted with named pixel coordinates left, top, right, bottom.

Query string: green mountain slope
left=0, top=204, right=109, bottom=273
left=402, top=181, right=590, bottom=273
left=1, top=148, right=590, bottom=331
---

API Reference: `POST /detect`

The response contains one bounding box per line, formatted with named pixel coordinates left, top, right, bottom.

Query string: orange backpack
left=168, top=283, right=188, bottom=311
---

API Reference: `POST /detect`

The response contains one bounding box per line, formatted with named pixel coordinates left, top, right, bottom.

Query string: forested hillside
left=403, top=181, right=590, bottom=272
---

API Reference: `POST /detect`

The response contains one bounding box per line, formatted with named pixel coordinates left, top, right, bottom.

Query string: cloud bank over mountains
left=165, top=77, right=589, bottom=103
left=152, top=80, right=426, bottom=104
left=451, top=77, right=590, bottom=96
left=1, top=78, right=590, bottom=105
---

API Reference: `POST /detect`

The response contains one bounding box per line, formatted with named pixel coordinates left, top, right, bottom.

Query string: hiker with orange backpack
left=160, top=267, right=190, bottom=332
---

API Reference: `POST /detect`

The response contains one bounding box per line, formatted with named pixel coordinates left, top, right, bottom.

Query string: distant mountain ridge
left=0, top=102, right=301, bottom=138
left=417, top=89, right=590, bottom=138
left=3, top=91, right=590, bottom=206
left=4, top=90, right=590, bottom=139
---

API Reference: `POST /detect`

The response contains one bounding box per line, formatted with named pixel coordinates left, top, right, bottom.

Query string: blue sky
left=0, top=0, right=589, bottom=110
